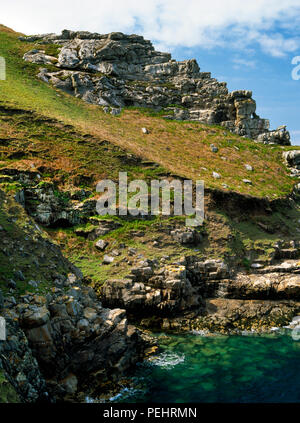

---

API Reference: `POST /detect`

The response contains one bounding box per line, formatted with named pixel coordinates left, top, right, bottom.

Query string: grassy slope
left=2, top=103, right=298, bottom=287
left=1, top=25, right=300, bottom=288
left=0, top=25, right=298, bottom=199
left=0, top=104, right=168, bottom=189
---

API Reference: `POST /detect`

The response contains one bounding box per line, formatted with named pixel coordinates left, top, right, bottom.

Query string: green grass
left=0, top=370, right=19, bottom=403
left=211, top=204, right=300, bottom=265
left=47, top=215, right=207, bottom=288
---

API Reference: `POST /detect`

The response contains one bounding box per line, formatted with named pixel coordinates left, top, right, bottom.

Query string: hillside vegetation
left=1, top=25, right=300, bottom=290
left=0, top=24, right=298, bottom=199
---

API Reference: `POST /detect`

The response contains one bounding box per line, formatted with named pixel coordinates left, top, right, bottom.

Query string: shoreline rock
left=0, top=277, right=149, bottom=402
left=0, top=190, right=150, bottom=403
left=101, top=256, right=300, bottom=333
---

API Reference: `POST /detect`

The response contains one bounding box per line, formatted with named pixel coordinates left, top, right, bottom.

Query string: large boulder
left=283, top=150, right=300, bottom=167
left=257, top=127, right=291, bottom=145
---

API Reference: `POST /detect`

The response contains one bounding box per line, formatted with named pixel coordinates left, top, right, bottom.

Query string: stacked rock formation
left=20, top=30, right=290, bottom=144
left=101, top=256, right=300, bottom=333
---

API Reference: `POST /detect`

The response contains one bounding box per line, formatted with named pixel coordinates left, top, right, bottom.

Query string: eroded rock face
left=102, top=260, right=201, bottom=315
left=24, top=183, right=95, bottom=226
left=101, top=258, right=231, bottom=316
left=210, top=272, right=300, bottom=300
left=0, top=189, right=148, bottom=402
left=101, top=255, right=300, bottom=333
left=0, top=168, right=96, bottom=227
left=23, top=49, right=58, bottom=65
left=192, top=298, right=299, bottom=333
left=1, top=276, right=147, bottom=401
left=20, top=30, right=290, bottom=143
left=283, top=150, right=300, bottom=168
left=0, top=319, right=48, bottom=403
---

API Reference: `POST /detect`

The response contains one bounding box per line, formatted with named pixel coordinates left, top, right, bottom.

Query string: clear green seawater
left=109, top=330, right=300, bottom=403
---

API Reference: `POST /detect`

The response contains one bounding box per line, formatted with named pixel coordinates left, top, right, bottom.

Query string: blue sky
left=2, top=0, right=300, bottom=143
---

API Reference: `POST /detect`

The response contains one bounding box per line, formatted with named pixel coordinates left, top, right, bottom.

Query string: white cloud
left=290, top=130, right=300, bottom=145
left=1, top=0, right=300, bottom=57
left=232, top=57, right=257, bottom=69
left=256, top=33, right=299, bottom=57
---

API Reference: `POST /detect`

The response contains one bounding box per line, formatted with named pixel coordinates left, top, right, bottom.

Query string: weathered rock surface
left=282, top=150, right=300, bottom=196
left=192, top=298, right=299, bottom=333
left=102, top=258, right=231, bottom=316
left=228, top=273, right=300, bottom=299
left=95, top=239, right=108, bottom=251
left=0, top=190, right=148, bottom=402
left=24, top=182, right=95, bottom=226
left=1, top=279, right=146, bottom=401
left=0, top=319, right=48, bottom=403
left=102, top=260, right=201, bottom=315
left=0, top=168, right=97, bottom=227
left=257, top=126, right=290, bottom=146
left=283, top=150, right=300, bottom=168
left=20, top=30, right=290, bottom=143
left=170, top=228, right=202, bottom=245
left=101, top=255, right=300, bottom=332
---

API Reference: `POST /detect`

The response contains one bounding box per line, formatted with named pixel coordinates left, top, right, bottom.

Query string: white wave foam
left=85, top=386, right=143, bottom=403
left=149, top=352, right=185, bottom=369
left=191, top=329, right=209, bottom=336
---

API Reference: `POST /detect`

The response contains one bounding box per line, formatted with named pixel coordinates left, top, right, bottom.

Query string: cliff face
left=20, top=30, right=290, bottom=145
left=0, top=190, right=147, bottom=402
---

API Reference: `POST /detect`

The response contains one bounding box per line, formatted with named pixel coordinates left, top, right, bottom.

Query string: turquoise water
left=111, top=330, right=300, bottom=403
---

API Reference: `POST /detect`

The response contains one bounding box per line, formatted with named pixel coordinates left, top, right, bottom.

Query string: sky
left=2, top=0, right=300, bottom=143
